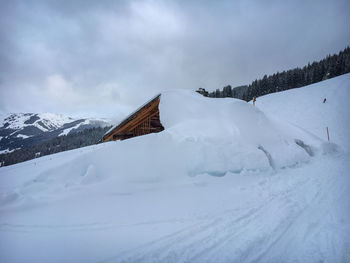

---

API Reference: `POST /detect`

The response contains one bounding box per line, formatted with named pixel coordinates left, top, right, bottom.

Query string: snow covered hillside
left=256, top=73, right=350, bottom=151
left=0, top=75, right=349, bottom=263
left=0, top=113, right=110, bottom=152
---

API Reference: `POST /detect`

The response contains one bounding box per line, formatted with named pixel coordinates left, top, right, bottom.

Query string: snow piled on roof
left=104, top=89, right=322, bottom=173
left=159, top=89, right=322, bottom=172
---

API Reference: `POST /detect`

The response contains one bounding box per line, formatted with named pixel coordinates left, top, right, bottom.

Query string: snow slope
left=0, top=76, right=349, bottom=263
left=256, top=73, right=350, bottom=151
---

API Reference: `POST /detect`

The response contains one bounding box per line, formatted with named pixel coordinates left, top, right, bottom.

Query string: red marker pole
left=326, top=127, right=330, bottom=142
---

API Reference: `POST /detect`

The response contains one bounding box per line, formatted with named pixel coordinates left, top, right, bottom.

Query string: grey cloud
left=0, top=0, right=349, bottom=117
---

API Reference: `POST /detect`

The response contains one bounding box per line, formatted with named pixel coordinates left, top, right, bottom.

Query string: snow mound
left=159, top=90, right=322, bottom=174
left=1, top=91, right=326, bottom=177
left=0, top=90, right=325, bottom=198
left=17, top=89, right=322, bottom=194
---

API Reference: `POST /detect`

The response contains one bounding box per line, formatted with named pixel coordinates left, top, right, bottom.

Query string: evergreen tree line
left=0, top=126, right=111, bottom=167
left=206, top=46, right=350, bottom=101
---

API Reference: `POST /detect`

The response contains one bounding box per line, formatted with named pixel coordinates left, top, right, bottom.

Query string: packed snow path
left=0, top=74, right=350, bottom=263
left=100, top=154, right=349, bottom=263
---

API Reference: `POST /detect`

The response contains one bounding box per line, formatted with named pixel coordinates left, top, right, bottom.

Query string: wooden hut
left=103, top=94, right=164, bottom=142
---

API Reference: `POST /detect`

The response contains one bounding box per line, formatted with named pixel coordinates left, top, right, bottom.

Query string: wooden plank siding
left=103, top=94, right=164, bottom=142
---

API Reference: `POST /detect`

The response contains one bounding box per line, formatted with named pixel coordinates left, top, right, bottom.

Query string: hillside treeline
left=207, top=46, right=350, bottom=100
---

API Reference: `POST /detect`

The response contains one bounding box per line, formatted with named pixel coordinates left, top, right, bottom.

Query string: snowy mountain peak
left=0, top=113, right=111, bottom=152
left=1, top=113, right=75, bottom=132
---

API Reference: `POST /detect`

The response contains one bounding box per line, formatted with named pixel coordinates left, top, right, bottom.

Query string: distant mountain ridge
left=0, top=113, right=110, bottom=153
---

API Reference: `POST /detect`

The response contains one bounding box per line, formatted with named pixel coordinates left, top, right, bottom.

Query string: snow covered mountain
left=0, top=113, right=110, bottom=153
left=0, top=74, right=349, bottom=263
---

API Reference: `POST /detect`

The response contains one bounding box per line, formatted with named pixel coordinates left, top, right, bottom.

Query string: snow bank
left=0, top=90, right=325, bottom=206
left=0, top=88, right=330, bottom=189
left=23, top=89, right=322, bottom=191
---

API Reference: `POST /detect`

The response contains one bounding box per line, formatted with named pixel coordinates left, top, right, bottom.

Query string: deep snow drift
left=0, top=74, right=349, bottom=263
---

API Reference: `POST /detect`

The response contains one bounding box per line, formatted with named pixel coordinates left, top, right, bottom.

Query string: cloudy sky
left=1, top=0, right=349, bottom=118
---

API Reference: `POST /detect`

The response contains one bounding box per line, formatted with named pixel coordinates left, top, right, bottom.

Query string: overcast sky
left=1, top=0, right=349, bottom=118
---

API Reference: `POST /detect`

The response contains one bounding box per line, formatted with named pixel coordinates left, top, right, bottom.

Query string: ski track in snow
left=96, top=155, right=349, bottom=263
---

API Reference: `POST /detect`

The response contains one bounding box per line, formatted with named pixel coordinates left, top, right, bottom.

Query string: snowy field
left=0, top=74, right=349, bottom=263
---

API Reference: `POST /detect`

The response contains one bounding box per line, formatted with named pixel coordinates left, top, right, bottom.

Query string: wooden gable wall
left=103, top=95, right=164, bottom=142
